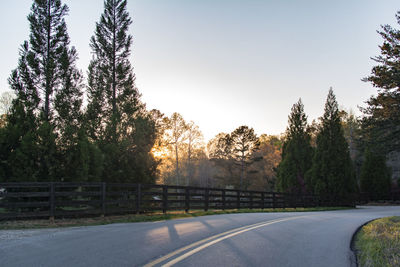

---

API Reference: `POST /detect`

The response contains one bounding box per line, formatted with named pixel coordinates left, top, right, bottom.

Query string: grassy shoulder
left=355, top=216, right=400, bottom=267
left=0, top=206, right=351, bottom=230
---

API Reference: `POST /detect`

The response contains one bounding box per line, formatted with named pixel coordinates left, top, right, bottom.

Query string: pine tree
left=362, top=11, right=400, bottom=154
left=0, top=42, right=40, bottom=181
left=360, top=149, right=391, bottom=200
left=276, top=99, right=313, bottom=194
left=86, top=0, right=157, bottom=183
left=230, top=126, right=260, bottom=190
left=306, top=88, right=357, bottom=199
left=207, top=133, right=235, bottom=187
left=87, top=0, right=138, bottom=141
left=0, top=0, right=85, bottom=182
left=0, top=101, right=39, bottom=182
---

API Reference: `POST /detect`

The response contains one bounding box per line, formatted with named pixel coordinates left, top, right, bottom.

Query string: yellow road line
left=144, top=216, right=306, bottom=267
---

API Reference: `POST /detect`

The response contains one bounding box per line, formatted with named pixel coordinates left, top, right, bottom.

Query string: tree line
left=151, top=113, right=281, bottom=191
left=0, top=0, right=157, bottom=184
left=0, top=1, right=399, bottom=201
left=276, top=11, right=400, bottom=199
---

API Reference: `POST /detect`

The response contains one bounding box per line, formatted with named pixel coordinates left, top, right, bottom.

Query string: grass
left=0, top=206, right=351, bottom=230
left=355, top=216, right=400, bottom=267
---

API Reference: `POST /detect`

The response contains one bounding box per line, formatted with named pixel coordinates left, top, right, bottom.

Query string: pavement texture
left=1, top=206, right=400, bottom=267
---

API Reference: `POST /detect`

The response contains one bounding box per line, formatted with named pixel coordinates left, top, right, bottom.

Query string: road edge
left=349, top=219, right=376, bottom=267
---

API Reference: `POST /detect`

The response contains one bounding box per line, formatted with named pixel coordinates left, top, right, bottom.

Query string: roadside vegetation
left=355, top=216, right=400, bottom=267
left=0, top=207, right=350, bottom=230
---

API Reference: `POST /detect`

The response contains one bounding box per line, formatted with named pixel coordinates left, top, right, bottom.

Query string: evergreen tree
left=207, top=133, right=235, bottom=187
left=360, top=148, right=391, bottom=200
left=87, top=0, right=138, bottom=141
left=86, top=0, right=157, bottom=183
left=306, top=88, right=357, bottom=199
left=0, top=42, right=40, bottom=181
left=230, top=126, right=260, bottom=190
left=0, top=0, right=85, bottom=182
left=276, top=99, right=313, bottom=193
left=0, top=101, right=39, bottom=182
left=362, top=11, right=400, bottom=154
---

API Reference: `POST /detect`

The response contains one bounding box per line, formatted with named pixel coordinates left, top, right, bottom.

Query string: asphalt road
left=1, top=206, right=400, bottom=267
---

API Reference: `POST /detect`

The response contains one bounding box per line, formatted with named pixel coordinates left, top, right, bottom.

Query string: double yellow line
left=144, top=215, right=307, bottom=267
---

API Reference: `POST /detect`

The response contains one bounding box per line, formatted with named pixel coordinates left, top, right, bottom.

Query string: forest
left=0, top=0, right=399, bottom=201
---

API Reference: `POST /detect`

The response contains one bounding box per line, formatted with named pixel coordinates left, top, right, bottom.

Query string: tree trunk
left=240, top=150, right=245, bottom=190
left=44, top=0, right=52, bottom=121
left=187, top=138, right=191, bottom=186
left=175, top=143, right=179, bottom=185
left=111, top=0, right=117, bottom=139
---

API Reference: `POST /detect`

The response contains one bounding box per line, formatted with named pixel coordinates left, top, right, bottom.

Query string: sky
left=0, top=0, right=399, bottom=141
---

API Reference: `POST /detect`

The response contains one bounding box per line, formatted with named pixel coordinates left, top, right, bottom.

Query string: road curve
left=1, top=206, right=400, bottom=267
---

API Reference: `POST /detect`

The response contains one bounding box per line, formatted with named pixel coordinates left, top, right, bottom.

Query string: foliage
left=360, top=149, right=391, bottom=200
left=160, top=112, right=188, bottom=185
left=0, top=91, right=14, bottom=115
left=153, top=112, right=206, bottom=186
left=230, top=126, right=260, bottom=190
left=207, top=127, right=264, bottom=190
left=185, top=121, right=203, bottom=185
left=340, top=110, right=361, bottom=160
left=249, top=134, right=282, bottom=191
left=306, top=89, right=357, bottom=199
left=0, top=0, right=86, bottom=182
left=339, top=109, right=364, bottom=182
left=85, top=0, right=157, bottom=183
left=1, top=0, right=157, bottom=184
left=154, top=120, right=278, bottom=190
left=207, top=133, right=236, bottom=187
left=0, top=101, right=38, bottom=181
left=361, top=11, right=400, bottom=154
left=355, top=216, right=400, bottom=267
left=86, top=0, right=139, bottom=142
left=276, top=99, right=313, bottom=193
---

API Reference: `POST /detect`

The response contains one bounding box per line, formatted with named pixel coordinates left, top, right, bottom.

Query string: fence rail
left=357, top=191, right=400, bottom=204
left=0, top=182, right=355, bottom=220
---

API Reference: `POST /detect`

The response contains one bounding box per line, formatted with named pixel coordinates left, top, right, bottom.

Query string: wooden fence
left=0, top=182, right=355, bottom=220
left=357, top=191, right=400, bottom=204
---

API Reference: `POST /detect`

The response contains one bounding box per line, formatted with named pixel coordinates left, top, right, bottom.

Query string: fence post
left=237, top=190, right=241, bottom=210
left=101, top=182, right=106, bottom=216
left=185, top=187, right=190, bottom=213
left=162, top=185, right=168, bottom=214
left=49, top=182, right=55, bottom=222
left=136, top=184, right=141, bottom=214
left=272, top=192, right=276, bottom=209
left=249, top=192, right=253, bottom=209
left=261, top=192, right=265, bottom=210
left=285, top=194, right=289, bottom=209
left=204, top=188, right=209, bottom=212
left=222, top=189, right=226, bottom=210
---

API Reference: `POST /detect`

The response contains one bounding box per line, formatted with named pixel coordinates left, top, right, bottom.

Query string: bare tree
left=0, top=91, right=14, bottom=115
left=185, top=121, right=203, bottom=185
left=163, top=113, right=188, bottom=185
